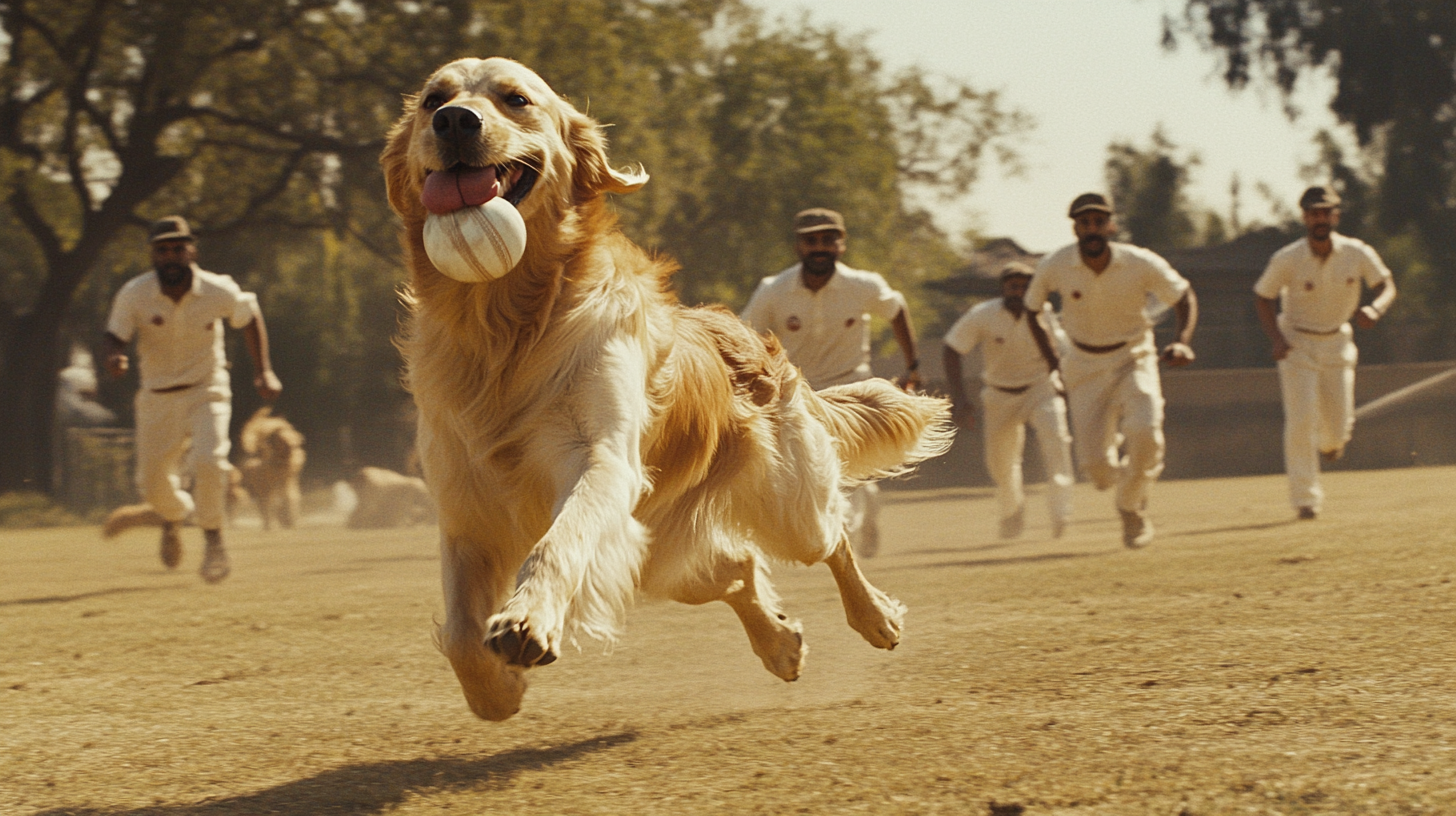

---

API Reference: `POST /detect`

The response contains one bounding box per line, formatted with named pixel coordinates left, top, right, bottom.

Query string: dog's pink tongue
left=421, top=167, right=499, bottom=215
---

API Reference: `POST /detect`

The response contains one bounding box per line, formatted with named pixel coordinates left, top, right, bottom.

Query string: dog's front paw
left=485, top=615, right=558, bottom=668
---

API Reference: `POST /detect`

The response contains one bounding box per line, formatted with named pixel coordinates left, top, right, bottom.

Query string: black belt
left=989, top=383, right=1032, bottom=395
left=1292, top=324, right=1342, bottom=336
left=1071, top=338, right=1127, bottom=354
left=151, top=381, right=205, bottom=394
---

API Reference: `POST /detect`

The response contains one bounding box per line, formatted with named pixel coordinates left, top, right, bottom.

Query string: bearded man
left=104, top=216, right=282, bottom=583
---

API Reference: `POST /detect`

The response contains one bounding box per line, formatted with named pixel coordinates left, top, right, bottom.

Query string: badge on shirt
left=151, top=315, right=164, bottom=326
left=1303, top=281, right=1315, bottom=291
left=786, top=315, right=801, bottom=332
left=994, top=336, right=1005, bottom=344
left=1071, top=291, right=1082, bottom=300
left=1346, top=277, right=1355, bottom=285
left=844, top=317, right=855, bottom=328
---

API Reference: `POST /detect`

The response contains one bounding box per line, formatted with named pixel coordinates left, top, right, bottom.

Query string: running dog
left=236, top=407, right=306, bottom=530
left=382, top=57, right=952, bottom=720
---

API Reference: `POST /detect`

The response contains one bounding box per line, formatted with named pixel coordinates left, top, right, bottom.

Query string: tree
left=0, top=0, right=478, bottom=492
left=1104, top=126, right=1224, bottom=251
left=1171, top=0, right=1456, bottom=351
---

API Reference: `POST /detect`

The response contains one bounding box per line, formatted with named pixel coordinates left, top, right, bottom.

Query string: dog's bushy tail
left=806, top=380, right=954, bottom=482
left=102, top=503, right=168, bottom=539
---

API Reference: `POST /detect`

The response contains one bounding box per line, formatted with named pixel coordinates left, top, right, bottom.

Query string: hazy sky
left=750, top=0, right=1348, bottom=252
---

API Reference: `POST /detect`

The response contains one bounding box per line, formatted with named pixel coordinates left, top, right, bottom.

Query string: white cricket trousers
left=133, top=382, right=233, bottom=530
left=981, top=379, right=1074, bottom=523
left=1277, top=322, right=1357, bottom=512
left=1062, top=346, right=1165, bottom=513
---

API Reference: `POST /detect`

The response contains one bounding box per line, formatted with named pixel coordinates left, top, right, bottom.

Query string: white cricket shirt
left=942, top=299, right=1062, bottom=390
left=106, top=267, right=259, bottom=391
left=740, top=262, right=907, bottom=389
left=1024, top=242, right=1190, bottom=348
left=1253, top=233, right=1392, bottom=334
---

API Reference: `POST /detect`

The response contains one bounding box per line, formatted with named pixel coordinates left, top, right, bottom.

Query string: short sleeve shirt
left=1253, top=233, right=1392, bottom=334
left=740, top=263, right=907, bottom=389
left=1024, top=242, right=1190, bottom=347
left=942, top=299, right=1060, bottom=390
left=106, top=267, right=258, bottom=391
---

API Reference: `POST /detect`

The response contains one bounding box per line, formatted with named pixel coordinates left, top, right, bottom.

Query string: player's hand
left=1269, top=334, right=1292, bottom=362
left=105, top=353, right=129, bottom=379
left=1160, top=342, right=1195, bottom=367
left=255, top=370, right=283, bottom=401
left=1355, top=305, right=1380, bottom=330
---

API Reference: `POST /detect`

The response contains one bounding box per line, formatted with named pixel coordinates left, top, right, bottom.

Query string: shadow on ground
left=33, top=732, right=638, bottom=816
left=0, top=585, right=188, bottom=608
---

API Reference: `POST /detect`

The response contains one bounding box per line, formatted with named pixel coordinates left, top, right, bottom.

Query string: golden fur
left=236, top=407, right=306, bottom=530
left=382, top=58, right=952, bottom=720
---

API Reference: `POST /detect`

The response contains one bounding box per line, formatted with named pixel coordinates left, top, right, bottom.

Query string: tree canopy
left=1173, top=0, right=1456, bottom=352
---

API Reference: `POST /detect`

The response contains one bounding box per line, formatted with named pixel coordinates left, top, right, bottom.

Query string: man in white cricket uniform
left=1254, top=185, right=1396, bottom=519
left=740, top=208, right=922, bottom=557
left=105, top=216, right=283, bottom=583
left=1024, top=193, right=1198, bottom=549
left=943, top=262, right=1074, bottom=539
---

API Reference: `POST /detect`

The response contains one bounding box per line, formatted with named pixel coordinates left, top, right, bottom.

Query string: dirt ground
left=4, top=466, right=1456, bottom=815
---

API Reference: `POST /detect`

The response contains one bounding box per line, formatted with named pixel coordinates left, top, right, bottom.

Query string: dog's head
left=382, top=58, right=647, bottom=261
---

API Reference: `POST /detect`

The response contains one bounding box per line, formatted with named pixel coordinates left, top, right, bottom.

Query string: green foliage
left=1173, top=0, right=1456, bottom=353
left=1104, top=126, right=1214, bottom=251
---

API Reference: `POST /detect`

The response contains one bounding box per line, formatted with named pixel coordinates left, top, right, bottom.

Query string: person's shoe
left=998, top=508, right=1025, bottom=540
left=159, top=522, right=182, bottom=569
left=1320, top=448, right=1343, bottom=463
left=1297, top=506, right=1318, bottom=521
left=1120, top=508, right=1154, bottom=549
left=200, top=529, right=231, bottom=584
left=1051, top=517, right=1067, bottom=539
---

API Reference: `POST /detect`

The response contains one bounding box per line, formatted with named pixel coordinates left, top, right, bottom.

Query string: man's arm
left=103, top=332, right=129, bottom=379
left=241, top=304, right=282, bottom=400
left=1025, top=312, right=1060, bottom=374
left=890, top=308, right=920, bottom=391
left=1254, top=295, right=1290, bottom=361
left=1160, top=289, right=1198, bottom=367
left=941, top=343, right=973, bottom=430
left=1355, top=280, right=1396, bottom=329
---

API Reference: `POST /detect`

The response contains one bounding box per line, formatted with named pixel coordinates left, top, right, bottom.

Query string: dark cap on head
left=1299, top=185, right=1341, bottom=210
left=1068, top=192, right=1113, bottom=218
left=793, top=208, right=846, bottom=235
left=148, top=216, right=195, bottom=243
left=999, top=261, right=1035, bottom=281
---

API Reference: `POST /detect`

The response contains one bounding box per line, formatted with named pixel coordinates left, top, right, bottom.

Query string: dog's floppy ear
left=565, top=107, right=648, bottom=200
left=382, top=94, right=424, bottom=218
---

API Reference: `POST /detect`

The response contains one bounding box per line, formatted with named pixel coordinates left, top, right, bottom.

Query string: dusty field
left=4, top=466, right=1456, bottom=815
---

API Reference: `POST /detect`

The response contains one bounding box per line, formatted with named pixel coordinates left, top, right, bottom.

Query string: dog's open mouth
left=421, top=162, right=539, bottom=215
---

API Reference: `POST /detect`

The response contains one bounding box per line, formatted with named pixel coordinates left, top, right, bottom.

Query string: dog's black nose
left=432, top=106, right=482, bottom=138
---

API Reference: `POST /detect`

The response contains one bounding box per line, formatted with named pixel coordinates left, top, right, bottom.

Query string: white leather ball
left=422, top=197, right=527, bottom=282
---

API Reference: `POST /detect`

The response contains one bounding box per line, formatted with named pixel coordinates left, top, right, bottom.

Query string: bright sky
left=750, top=0, right=1348, bottom=253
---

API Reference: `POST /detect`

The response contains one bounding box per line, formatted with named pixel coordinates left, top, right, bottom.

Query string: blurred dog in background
left=236, top=407, right=306, bottom=530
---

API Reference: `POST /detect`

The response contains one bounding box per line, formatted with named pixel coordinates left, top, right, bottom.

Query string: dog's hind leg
left=666, top=553, right=805, bottom=681
left=824, top=536, right=906, bottom=650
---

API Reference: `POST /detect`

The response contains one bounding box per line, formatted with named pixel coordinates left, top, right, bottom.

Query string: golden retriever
left=345, top=466, right=436, bottom=529
left=382, top=57, right=952, bottom=721
left=236, top=407, right=306, bottom=530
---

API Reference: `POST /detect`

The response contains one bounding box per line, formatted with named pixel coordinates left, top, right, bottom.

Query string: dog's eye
left=503, top=93, right=531, bottom=108
left=421, top=93, right=447, bottom=111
